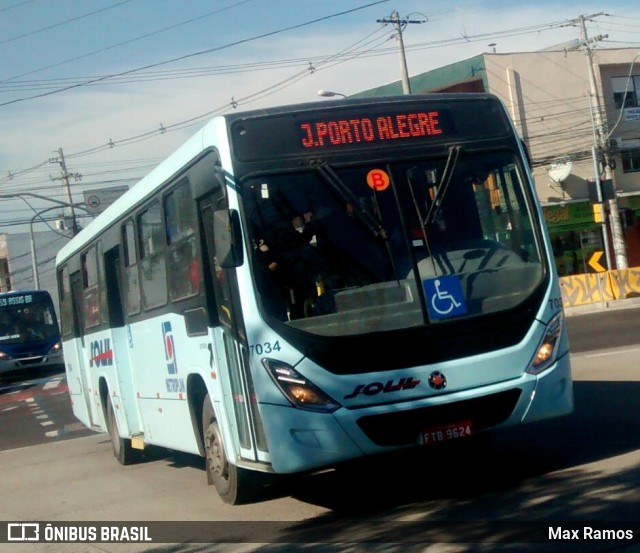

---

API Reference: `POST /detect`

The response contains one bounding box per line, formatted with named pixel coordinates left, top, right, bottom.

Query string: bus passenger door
left=69, top=271, right=95, bottom=428
left=103, top=247, right=142, bottom=436
left=199, top=195, right=268, bottom=467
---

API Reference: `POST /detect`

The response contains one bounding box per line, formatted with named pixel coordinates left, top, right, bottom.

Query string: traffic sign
left=83, top=186, right=128, bottom=214
left=588, top=250, right=606, bottom=272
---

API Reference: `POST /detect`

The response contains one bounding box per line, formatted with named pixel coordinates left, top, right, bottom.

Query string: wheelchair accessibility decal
left=423, top=276, right=467, bottom=320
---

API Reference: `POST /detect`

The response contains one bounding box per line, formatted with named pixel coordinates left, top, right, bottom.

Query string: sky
left=1, top=0, right=640, bottom=233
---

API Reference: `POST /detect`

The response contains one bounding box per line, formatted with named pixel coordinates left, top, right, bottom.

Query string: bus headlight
left=526, top=311, right=564, bottom=375
left=262, top=358, right=341, bottom=413
left=0, top=351, right=8, bottom=360
left=49, top=341, right=62, bottom=353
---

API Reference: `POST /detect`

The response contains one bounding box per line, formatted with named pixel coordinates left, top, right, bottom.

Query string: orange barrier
left=559, top=267, right=640, bottom=306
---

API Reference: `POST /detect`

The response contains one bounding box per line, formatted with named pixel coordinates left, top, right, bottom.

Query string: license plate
left=422, top=420, right=473, bottom=445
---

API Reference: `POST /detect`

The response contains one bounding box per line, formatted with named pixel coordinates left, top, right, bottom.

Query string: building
left=353, top=47, right=640, bottom=276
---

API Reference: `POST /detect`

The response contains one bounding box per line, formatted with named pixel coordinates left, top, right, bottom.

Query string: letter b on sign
left=366, top=169, right=390, bottom=191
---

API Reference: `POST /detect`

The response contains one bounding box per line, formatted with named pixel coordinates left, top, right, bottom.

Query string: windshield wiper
left=312, top=160, right=388, bottom=240
left=423, top=145, right=461, bottom=228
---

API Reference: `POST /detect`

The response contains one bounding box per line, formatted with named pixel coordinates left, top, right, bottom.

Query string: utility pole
left=51, top=148, right=82, bottom=236
left=577, top=13, right=628, bottom=269
left=377, top=11, right=425, bottom=95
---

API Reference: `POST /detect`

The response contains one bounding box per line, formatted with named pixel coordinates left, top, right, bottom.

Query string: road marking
left=36, top=414, right=48, bottom=420
left=40, top=420, right=53, bottom=426
left=45, top=422, right=88, bottom=439
left=43, top=377, right=63, bottom=390
left=2, top=406, right=18, bottom=412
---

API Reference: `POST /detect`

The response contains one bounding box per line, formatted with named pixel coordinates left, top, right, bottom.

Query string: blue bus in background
left=0, top=290, right=63, bottom=377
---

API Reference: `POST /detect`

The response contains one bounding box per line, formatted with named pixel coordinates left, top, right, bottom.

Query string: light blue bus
left=55, top=94, right=573, bottom=504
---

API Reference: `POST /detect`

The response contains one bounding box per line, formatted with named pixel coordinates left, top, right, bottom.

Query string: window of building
left=164, top=179, right=200, bottom=301
left=612, top=75, right=640, bottom=109
left=137, top=201, right=167, bottom=309
left=621, top=149, right=640, bottom=173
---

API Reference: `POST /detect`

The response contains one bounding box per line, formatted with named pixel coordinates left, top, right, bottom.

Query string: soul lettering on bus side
left=300, top=112, right=443, bottom=148
left=90, top=339, right=114, bottom=367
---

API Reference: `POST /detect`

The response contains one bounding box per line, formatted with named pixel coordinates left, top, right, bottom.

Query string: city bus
left=0, top=289, right=63, bottom=377
left=55, top=94, right=573, bottom=504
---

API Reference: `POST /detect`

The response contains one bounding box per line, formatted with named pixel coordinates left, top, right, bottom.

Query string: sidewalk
left=564, top=296, right=640, bottom=317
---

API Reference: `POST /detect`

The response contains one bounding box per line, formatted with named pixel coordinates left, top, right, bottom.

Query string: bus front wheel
left=106, top=396, right=140, bottom=465
left=202, top=395, right=253, bottom=505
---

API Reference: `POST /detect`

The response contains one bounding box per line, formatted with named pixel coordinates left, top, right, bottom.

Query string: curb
left=564, top=297, right=640, bottom=317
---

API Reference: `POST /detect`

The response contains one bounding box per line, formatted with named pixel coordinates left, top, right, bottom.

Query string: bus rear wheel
left=202, top=395, right=254, bottom=505
left=106, top=396, right=140, bottom=465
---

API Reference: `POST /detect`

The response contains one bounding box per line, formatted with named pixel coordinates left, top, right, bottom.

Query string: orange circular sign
left=366, top=169, right=390, bottom=191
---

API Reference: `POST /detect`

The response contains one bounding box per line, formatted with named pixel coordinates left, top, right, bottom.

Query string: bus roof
left=55, top=116, right=227, bottom=266
left=221, top=92, right=500, bottom=124
left=0, top=289, right=49, bottom=297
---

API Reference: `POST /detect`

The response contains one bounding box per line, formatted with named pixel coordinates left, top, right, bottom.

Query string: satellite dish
left=548, top=161, right=572, bottom=183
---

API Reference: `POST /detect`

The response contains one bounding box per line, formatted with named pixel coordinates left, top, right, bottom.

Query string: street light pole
left=317, top=89, right=347, bottom=99
left=0, top=193, right=88, bottom=289
left=0, top=192, right=85, bottom=208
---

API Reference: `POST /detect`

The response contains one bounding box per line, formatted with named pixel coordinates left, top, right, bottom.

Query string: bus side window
left=202, top=204, right=235, bottom=330
left=81, top=245, right=102, bottom=329
left=165, top=180, right=201, bottom=301
left=121, top=219, right=141, bottom=316
left=58, top=265, right=74, bottom=338
left=137, top=202, right=168, bottom=310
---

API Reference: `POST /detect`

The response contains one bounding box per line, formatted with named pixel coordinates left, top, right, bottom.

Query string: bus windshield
left=0, top=294, right=59, bottom=345
left=243, top=149, right=544, bottom=337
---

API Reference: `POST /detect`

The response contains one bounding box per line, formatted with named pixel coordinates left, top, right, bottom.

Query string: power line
left=0, top=0, right=258, bottom=82
left=0, top=0, right=36, bottom=14
left=0, top=0, right=390, bottom=107
left=1, top=9, right=629, bottom=192
left=0, top=0, right=132, bottom=48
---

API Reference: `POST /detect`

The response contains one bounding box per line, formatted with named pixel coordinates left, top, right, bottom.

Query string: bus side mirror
left=213, top=209, right=244, bottom=268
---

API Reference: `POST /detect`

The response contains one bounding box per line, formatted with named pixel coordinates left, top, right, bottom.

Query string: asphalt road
left=0, top=366, right=93, bottom=451
left=566, top=305, right=640, bottom=353
left=1, top=345, right=639, bottom=552
left=1, top=306, right=639, bottom=552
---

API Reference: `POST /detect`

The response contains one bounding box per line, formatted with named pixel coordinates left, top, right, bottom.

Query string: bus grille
left=16, top=357, right=45, bottom=367
left=356, top=389, right=522, bottom=447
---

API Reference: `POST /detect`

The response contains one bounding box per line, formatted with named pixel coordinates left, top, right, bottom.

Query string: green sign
left=543, top=202, right=598, bottom=232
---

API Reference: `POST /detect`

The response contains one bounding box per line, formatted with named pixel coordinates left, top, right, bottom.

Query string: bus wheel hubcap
left=206, top=424, right=227, bottom=480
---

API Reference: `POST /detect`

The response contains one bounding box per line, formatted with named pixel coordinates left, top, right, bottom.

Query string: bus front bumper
left=258, top=353, right=573, bottom=474
left=0, top=350, right=65, bottom=376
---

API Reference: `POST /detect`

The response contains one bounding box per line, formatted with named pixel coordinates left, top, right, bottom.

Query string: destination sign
left=230, top=97, right=511, bottom=162
left=0, top=294, right=34, bottom=307
left=299, top=111, right=445, bottom=149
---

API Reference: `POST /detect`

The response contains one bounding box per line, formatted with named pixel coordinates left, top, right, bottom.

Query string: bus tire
left=202, top=394, right=253, bottom=505
left=106, top=396, right=140, bottom=466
